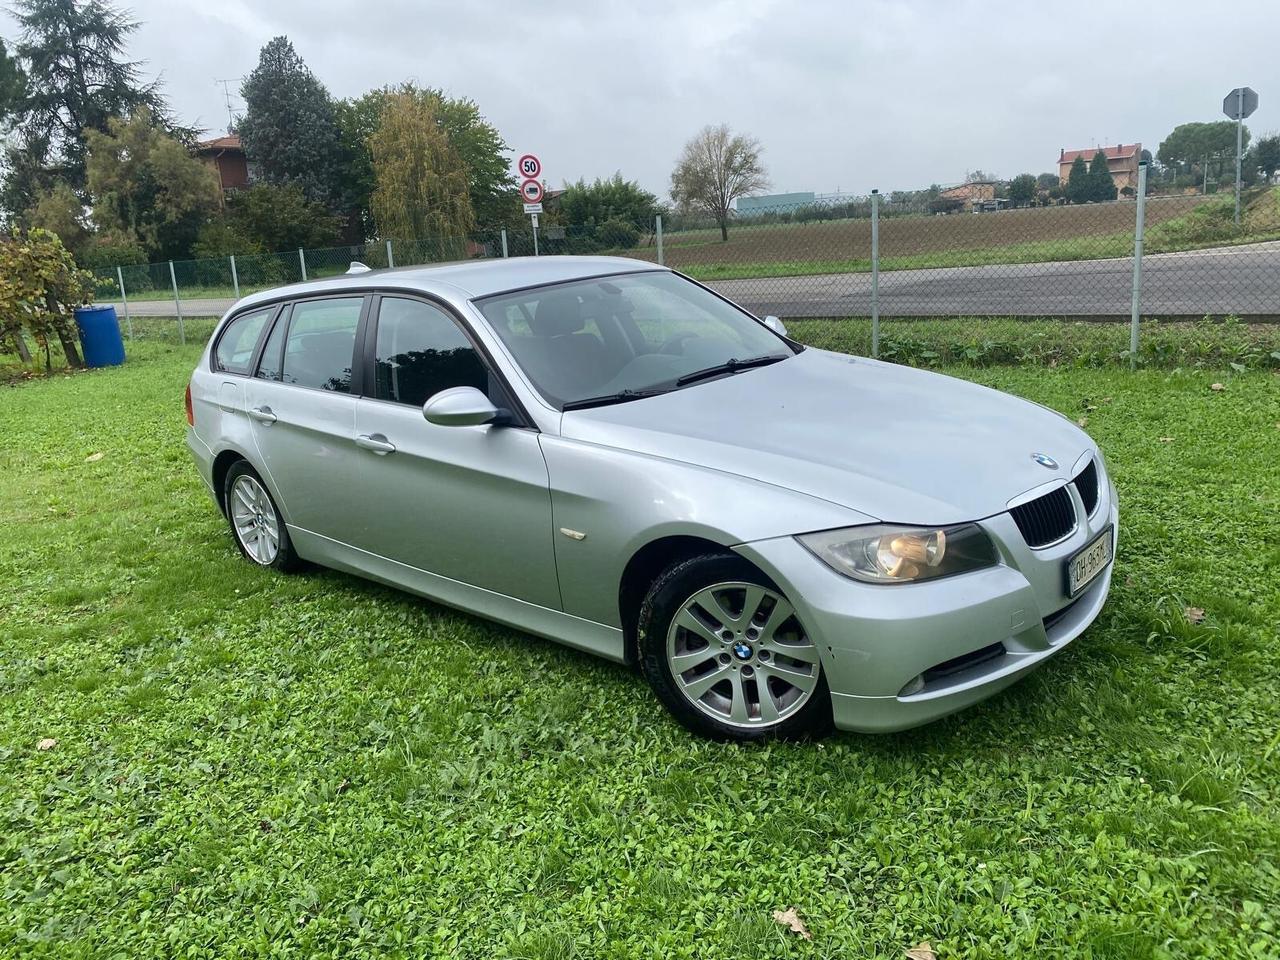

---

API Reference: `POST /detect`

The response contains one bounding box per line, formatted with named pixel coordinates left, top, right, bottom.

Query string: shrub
left=595, top=217, right=640, bottom=250
left=0, top=229, right=95, bottom=370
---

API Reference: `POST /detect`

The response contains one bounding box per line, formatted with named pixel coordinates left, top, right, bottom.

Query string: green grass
left=2, top=344, right=1280, bottom=958
left=676, top=234, right=1134, bottom=281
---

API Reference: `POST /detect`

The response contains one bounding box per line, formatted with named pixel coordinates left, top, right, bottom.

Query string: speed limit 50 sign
left=518, top=154, right=541, bottom=179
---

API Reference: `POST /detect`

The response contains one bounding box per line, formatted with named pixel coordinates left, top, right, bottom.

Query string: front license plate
left=1066, top=526, right=1113, bottom=597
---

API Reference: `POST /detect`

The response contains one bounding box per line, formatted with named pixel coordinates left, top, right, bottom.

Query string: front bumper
left=735, top=478, right=1118, bottom=733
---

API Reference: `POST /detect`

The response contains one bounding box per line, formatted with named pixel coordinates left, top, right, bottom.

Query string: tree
left=238, top=37, right=344, bottom=209
left=224, top=183, right=342, bottom=252
left=7, top=0, right=175, bottom=202
left=1087, top=150, right=1117, bottom=202
left=85, top=108, right=222, bottom=260
left=1036, top=172, right=1060, bottom=192
left=1157, top=121, right=1249, bottom=175
left=337, top=84, right=517, bottom=237
left=558, top=173, right=659, bottom=230
left=1255, top=134, right=1280, bottom=183
left=26, top=180, right=89, bottom=253
left=369, top=91, right=475, bottom=250
left=1007, top=173, right=1037, bottom=207
left=1065, top=155, right=1090, bottom=203
left=0, top=38, right=25, bottom=126
left=670, top=124, right=768, bottom=241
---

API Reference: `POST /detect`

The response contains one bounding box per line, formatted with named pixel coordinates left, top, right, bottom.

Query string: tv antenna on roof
left=214, top=77, right=245, bottom=133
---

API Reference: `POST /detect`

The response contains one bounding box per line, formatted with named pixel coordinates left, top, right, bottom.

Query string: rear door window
left=282, top=298, right=363, bottom=393
left=214, top=307, right=272, bottom=374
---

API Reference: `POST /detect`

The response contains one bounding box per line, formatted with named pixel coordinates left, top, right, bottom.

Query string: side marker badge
left=559, top=528, right=587, bottom=541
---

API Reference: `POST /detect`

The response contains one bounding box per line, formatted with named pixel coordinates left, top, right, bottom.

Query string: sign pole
left=532, top=215, right=539, bottom=257
left=1223, top=86, right=1259, bottom=226
left=1234, top=88, right=1244, bottom=227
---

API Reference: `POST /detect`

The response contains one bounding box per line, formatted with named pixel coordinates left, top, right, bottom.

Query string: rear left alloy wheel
left=224, top=461, right=301, bottom=572
left=637, top=554, right=832, bottom=741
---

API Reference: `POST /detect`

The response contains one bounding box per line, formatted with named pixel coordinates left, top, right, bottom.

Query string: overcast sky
left=3, top=0, right=1278, bottom=198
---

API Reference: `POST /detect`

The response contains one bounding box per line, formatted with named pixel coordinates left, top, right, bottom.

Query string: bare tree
left=670, top=125, right=768, bottom=241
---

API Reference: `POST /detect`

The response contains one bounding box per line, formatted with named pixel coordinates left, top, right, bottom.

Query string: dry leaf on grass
left=1158, top=437, right=1175, bottom=443
left=1076, top=416, right=1089, bottom=427
left=771, top=907, right=811, bottom=939
left=1184, top=606, right=1206, bottom=624
left=84, top=452, right=104, bottom=462
left=37, top=738, right=57, bottom=751
left=905, top=942, right=938, bottom=960
left=1210, top=383, right=1225, bottom=392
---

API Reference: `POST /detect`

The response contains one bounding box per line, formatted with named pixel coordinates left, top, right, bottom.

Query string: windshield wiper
left=561, top=387, right=669, bottom=412
left=675, top=353, right=789, bottom=387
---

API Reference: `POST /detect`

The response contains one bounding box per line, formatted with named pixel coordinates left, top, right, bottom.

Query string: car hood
left=559, top=349, right=1094, bottom=527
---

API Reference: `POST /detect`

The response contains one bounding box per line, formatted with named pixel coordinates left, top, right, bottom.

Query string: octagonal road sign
left=1223, top=87, right=1258, bottom=120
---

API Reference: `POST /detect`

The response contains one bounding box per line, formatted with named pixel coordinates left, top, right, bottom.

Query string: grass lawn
left=2, top=342, right=1278, bottom=958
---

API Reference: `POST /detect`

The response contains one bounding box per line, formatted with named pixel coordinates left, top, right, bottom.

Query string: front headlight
left=797, top=523, right=999, bottom=584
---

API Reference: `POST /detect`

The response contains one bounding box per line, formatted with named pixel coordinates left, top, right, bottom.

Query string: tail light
left=185, top=383, right=194, bottom=426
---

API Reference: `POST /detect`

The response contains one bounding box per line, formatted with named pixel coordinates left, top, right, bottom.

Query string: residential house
left=195, top=134, right=255, bottom=193
left=1058, top=143, right=1141, bottom=192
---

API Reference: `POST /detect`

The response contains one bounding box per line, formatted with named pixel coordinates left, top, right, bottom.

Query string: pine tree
left=238, top=37, right=345, bottom=209
left=1065, top=155, right=1090, bottom=203
left=6, top=0, right=176, bottom=205
left=1088, top=150, right=1117, bottom=202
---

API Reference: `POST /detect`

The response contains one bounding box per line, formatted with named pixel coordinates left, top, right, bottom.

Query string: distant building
left=195, top=134, right=255, bottom=193
left=939, top=181, right=996, bottom=204
left=736, top=192, right=817, bottom=215
left=1058, top=143, right=1141, bottom=191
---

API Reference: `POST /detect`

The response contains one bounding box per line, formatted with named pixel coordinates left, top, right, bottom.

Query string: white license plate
left=1066, top=526, right=1113, bottom=597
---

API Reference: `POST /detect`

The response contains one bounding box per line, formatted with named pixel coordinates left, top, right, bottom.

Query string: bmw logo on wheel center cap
left=1031, top=452, right=1059, bottom=469
left=732, top=641, right=754, bottom=661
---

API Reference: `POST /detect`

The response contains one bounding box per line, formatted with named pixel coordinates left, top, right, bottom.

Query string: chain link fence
left=94, top=169, right=1280, bottom=369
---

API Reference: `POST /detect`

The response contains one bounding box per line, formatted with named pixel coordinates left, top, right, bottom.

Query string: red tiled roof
left=1060, top=143, right=1140, bottom=164
left=196, top=134, right=242, bottom=153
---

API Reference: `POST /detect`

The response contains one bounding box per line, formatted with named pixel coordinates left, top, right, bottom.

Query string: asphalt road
left=111, top=242, right=1280, bottom=321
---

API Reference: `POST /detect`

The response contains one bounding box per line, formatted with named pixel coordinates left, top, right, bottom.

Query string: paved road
left=111, top=242, right=1280, bottom=321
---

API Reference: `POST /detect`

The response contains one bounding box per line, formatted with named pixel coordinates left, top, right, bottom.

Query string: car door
left=242, top=295, right=367, bottom=545
left=351, top=294, right=560, bottom=609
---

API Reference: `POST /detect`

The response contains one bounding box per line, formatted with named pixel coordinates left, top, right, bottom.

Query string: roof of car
left=232, top=255, right=665, bottom=312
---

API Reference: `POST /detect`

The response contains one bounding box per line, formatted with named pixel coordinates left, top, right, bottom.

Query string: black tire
left=637, top=553, right=832, bottom=742
left=223, top=460, right=302, bottom=573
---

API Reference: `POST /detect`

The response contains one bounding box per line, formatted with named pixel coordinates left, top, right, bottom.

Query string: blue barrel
left=74, top=305, right=126, bottom=368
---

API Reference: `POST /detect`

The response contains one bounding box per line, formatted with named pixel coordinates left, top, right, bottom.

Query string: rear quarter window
left=214, top=308, right=273, bottom=374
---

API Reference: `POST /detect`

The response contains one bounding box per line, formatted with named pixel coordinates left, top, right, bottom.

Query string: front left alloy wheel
left=637, top=553, right=831, bottom=741
left=223, top=460, right=300, bottom=572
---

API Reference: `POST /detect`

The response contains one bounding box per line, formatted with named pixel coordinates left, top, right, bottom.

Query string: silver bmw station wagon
left=186, top=256, right=1117, bottom=741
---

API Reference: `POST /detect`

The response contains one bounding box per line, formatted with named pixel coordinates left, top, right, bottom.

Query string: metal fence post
left=298, top=248, right=308, bottom=282
left=230, top=255, right=240, bottom=299
left=655, top=215, right=664, bottom=266
left=116, top=266, right=133, bottom=341
left=501, top=228, right=508, bottom=258
left=870, top=189, right=880, bottom=359
left=1129, top=162, right=1148, bottom=370
left=168, top=260, right=185, bottom=345
left=386, top=239, right=395, bottom=268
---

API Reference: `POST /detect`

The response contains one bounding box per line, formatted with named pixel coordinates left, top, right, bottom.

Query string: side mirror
left=763, top=315, right=788, bottom=337
left=423, top=386, right=507, bottom=427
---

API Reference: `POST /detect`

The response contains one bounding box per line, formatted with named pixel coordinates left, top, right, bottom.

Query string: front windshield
left=475, top=271, right=794, bottom=408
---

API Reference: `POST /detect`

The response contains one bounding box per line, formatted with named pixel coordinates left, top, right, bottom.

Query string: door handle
left=248, top=405, right=277, bottom=424
left=356, top=433, right=396, bottom=455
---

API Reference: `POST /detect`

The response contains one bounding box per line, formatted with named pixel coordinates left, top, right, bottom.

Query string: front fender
left=539, top=435, right=871, bottom=627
